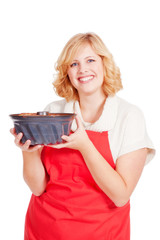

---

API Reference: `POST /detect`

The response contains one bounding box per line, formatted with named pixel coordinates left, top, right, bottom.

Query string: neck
left=78, top=92, right=107, bottom=123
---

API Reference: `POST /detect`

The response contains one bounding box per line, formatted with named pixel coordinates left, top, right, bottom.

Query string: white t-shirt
left=44, top=95, right=155, bottom=164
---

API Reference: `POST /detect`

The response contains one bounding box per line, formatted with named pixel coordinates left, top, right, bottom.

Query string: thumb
left=61, top=135, right=70, bottom=142
left=75, top=114, right=83, bottom=129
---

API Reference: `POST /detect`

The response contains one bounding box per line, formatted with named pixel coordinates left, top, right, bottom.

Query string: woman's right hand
left=10, top=128, right=42, bottom=152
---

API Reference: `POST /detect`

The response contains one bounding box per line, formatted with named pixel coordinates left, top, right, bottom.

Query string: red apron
left=25, top=131, right=130, bottom=240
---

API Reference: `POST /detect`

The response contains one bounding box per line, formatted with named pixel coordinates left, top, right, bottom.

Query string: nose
left=78, top=62, right=88, bottom=74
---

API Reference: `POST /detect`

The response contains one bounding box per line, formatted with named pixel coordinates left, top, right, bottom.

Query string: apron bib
left=25, top=131, right=130, bottom=240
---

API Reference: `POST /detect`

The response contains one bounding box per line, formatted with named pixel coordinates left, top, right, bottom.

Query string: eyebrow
left=72, top=56, right=96, bottom=62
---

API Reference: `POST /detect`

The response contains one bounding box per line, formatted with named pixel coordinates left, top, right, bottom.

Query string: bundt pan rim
left=10, top=112, right=76, bottom=145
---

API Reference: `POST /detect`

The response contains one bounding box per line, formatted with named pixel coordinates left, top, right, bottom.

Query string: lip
left=78, top=75, right=94, bottom=83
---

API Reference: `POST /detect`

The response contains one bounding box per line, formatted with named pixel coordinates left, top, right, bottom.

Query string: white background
left=0, top=0, right=160, bottom=239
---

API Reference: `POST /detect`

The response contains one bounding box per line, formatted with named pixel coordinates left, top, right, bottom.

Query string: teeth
left=79, top=76, right=93, bottom=82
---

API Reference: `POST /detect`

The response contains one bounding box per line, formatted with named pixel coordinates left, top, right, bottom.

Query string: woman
left=11, top=33, right=155, bottom=239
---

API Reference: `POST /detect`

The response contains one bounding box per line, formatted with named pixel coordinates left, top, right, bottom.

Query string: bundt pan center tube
left=10, top=111, right=76, bottom=145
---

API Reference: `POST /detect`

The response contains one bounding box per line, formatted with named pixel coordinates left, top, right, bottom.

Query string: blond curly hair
left=53, top=32, right=123, bottom=101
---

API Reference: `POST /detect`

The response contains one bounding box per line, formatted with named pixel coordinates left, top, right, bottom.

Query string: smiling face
left=67, top=43, right=105, bottom=98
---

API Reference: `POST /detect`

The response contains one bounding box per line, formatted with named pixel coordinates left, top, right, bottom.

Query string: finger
left=10, top=128, right=14, bottom=134
left=48, top=142, right=70, bottom=149
left=22, top=140, right=32, bottom=150
left=14, top=132, right=23, bottom=146
left=75, top=115, right=83, bottom=129
left=61, top=135, right=70, bottom=142
left=10, top=128, right=17, bottom=136
left=22, top=142, right=42, bottom=152
left=33, top=145, right=43, bottom=151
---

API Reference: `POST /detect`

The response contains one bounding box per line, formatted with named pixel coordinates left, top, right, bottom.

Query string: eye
left=70, top=62, right=78, bottom=67
left=87, top=59, right=95, bottom=63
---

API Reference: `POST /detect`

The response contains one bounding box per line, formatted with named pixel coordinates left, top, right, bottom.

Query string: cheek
left=97, top=65, right=104, bottom=83
left=67, top=71, right=77, bottom=88
left=67, top=68, right=75, bottom=80
left=67, top=70, right=72, bottom=82
left=68, top=73, right=74, bottom=85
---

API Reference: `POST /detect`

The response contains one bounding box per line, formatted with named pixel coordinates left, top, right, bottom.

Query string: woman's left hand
left=48, top=115, right=91, bottom=152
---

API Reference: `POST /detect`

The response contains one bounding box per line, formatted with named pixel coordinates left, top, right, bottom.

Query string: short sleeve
left=118, top=107, right=155, bottom=164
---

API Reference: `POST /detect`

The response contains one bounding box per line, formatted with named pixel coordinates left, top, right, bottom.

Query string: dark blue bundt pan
left=10, top=112, right=76, bottom=145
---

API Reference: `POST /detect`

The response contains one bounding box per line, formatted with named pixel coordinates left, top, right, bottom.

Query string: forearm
left=52, top=116, right=146, bottom=207
left=22, top=149, right=48, bottom=196
left=80, top=142, right=128, bottom=207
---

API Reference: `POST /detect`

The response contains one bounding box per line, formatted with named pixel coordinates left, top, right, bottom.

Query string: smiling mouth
left=78, top=76, right=94, bottom=82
